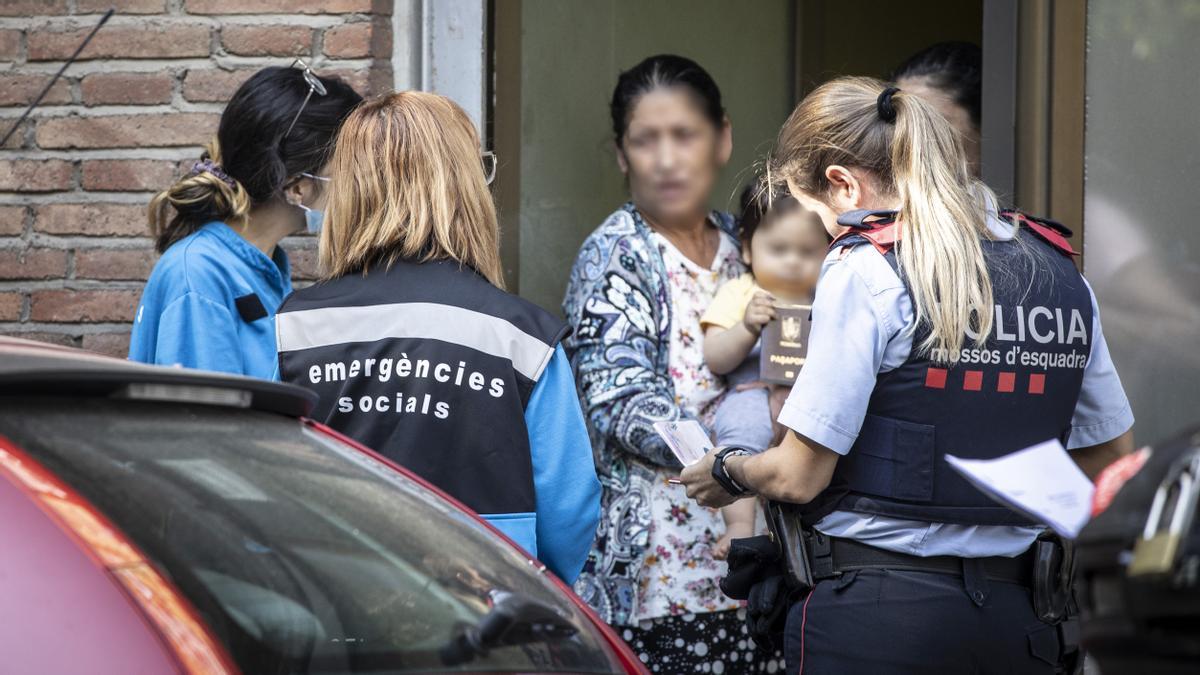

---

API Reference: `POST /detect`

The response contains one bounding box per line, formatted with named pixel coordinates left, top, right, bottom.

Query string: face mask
left=296, top=172, right=330, bottom=234
left=298, top=203, right=323, bottom=234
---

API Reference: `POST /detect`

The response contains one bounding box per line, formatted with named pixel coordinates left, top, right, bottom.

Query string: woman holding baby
left=562, top=54, right=819, bottom=673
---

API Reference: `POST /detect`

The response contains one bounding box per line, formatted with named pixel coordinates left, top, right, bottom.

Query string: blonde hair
left=770, top=76, right=995, bottom=362
left=148, top=138, right=250, bottom=253
left=320, top=91, right=504, bottom=287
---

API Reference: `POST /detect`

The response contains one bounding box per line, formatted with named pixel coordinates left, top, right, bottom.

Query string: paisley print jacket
left=562, top=202, right=738, bottom=626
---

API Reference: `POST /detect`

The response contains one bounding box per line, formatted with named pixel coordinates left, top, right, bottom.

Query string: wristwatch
left=712, top=446, right=753, bottom=497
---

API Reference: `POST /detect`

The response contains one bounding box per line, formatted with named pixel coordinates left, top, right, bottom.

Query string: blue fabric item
left=129, top=221, right=291, bottom=380
left=777, top=203, right=1134, bottom=557
left=522, top=345, right=602, bottom=584
left=712, top=350, right=774, bottom=453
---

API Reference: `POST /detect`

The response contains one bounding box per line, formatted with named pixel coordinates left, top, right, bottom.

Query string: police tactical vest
left=275, top=259, right=569, bottom=518
left=810, top=210, right=1094, bottom=527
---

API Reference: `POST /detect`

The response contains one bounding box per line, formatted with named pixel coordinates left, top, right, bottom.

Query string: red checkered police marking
left=1028, top=373, right=1046, bottom=394
left=925, top=367, right=947, bottom=389
left=963, top=370, right=983, bottom=391
left=997, top=372, right=1015, bottom=393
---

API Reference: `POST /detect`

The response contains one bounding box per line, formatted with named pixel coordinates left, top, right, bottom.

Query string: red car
left=0, top=338, right=645, bottom=675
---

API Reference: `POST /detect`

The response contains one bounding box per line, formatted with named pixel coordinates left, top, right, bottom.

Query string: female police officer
left=681, top=76, right=1134, bottom=673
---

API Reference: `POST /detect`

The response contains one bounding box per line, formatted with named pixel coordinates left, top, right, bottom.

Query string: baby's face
left=745, top=210, right=827, bottom=298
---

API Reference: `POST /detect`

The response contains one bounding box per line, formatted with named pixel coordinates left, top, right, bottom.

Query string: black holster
left=1032, top=532, right=1084, bottom=674
left=720, top=502, right=815, bottom=646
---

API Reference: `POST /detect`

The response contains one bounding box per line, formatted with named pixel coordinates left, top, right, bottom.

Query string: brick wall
left=0, top=0, right=393, bottom=356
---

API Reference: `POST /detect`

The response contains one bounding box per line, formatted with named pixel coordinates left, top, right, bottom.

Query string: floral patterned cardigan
left=562, top=202, right=739, bottom=626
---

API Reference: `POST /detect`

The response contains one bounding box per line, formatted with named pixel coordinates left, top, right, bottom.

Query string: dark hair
left=891, top=41, right=981, bottom=130
left=609, top=54, right=725, bottom=145
left=736, top=181, right=818, bottom=248
left=149, top=66, right=362, bottom=253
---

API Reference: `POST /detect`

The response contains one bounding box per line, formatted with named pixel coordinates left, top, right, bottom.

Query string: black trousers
left=784, top=567, right=1062, bottom=674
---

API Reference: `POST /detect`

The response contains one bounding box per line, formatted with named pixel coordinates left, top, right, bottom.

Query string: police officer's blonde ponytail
left=148, top=138, right=251, bottom=254
left=771, top=76, right=996, bottom=362
left=886, top=85, right=995, bottom=357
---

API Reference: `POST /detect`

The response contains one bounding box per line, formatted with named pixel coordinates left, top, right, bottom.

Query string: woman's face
left=618, top=87, right=731, bottom=224
left=786, top=169, right=893, bottom=239
left=896, top=76, right=980, bottom=177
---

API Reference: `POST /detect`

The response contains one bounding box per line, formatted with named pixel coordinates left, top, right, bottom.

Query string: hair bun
left=190, top=158, right=237, bottom=188
left=877, top=86, right=900, bottom=123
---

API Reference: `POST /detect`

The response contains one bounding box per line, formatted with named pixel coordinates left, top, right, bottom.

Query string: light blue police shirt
left=778, top=209, right=1135, bottom=558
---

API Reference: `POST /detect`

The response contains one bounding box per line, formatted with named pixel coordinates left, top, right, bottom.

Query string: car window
left=0, top=399, right=620, bottom=674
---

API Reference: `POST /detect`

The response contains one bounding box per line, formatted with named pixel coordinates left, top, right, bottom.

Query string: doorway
left=491, top=0, right=987, bottom=312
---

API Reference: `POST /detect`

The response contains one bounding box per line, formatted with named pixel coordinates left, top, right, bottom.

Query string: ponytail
left=148, top=138, right=250, bottom=254
left=770, top=76, right=997, bottom=364
left=889, top=89, right=994, bottom=357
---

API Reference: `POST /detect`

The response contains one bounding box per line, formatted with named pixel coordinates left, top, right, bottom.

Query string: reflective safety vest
left=808, top=210, right=1093, bottom=526
left=276, top=259, right=568, bottom=518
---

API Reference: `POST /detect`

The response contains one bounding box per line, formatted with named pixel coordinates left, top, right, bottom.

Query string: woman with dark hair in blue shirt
left=129, top=62, right=361, bottom=378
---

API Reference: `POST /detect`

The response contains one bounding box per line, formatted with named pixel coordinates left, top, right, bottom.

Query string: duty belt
left=811, top=535, right=1034, bottom=587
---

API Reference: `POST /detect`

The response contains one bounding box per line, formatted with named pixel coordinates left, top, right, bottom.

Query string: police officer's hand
left=742, top=291, right=777, bottom=336
left=680, top=449, right=739, bottom=508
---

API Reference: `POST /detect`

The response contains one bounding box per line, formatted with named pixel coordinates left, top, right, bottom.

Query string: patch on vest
left=305, top=355, right=509, bottom=421
left=925, top=303, right=1090, bottom=393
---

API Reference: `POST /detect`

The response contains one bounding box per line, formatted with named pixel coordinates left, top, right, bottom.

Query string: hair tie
left=876, top=86, right=900, bottom=124
left=190, top=158, right=237, bottom=188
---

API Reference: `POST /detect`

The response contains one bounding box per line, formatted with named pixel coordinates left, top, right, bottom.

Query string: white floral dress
left=633, top=229, right=745, bottom=622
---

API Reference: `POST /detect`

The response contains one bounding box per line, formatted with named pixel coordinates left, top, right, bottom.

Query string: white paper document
left=653, top=420, right=713, bottom=467
left=946, top=439, right=1095, bottom=539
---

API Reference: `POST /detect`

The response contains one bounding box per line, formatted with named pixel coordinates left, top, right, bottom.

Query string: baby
left=704, top=183, right=829, bottom=555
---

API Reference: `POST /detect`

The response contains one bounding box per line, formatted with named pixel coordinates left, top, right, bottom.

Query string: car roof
left=0, top=337, right=316, bottom=417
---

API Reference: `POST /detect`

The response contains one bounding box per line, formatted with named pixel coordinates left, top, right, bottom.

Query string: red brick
left=82, top=330, right=131, bottom=357
left=222, top=25, right=312, bottom=57
left=28, top=24, right=209, bottom=62
left=34, top=203, right=148, bottom=237
left=0, top=159, right=74, bottom=192
left=185, top=0, right=370, bottom=14
left=323, top=68, right=370, bottom=96
left=0, top=293, right=23, bottom=321
left=75, top=247, right=157, bottom=281
left=82, top=159, right=176, bottom=191
left=287, top=243, right=319, bottom=280
left=0, top=30, right=21, bottom=62
left=1, top=121, right=33, bottom=150
left=0, top=73, right=72, bottom=107
left=0, top=1, right=68, bottom=17
left=30, top=289, right=140, bottom=323
left=323, top=23, right=372, bottom=59
left=36, top=113, right=218, bottom=149
left=81, top=73, right=174, bottom=106
left=0, top=247, right=68, bottom=280
left=182, top=68, right=254, bottom=103
left=78, top=0, right=165, bottom=13
left=0, top=206, right=26, bottom=236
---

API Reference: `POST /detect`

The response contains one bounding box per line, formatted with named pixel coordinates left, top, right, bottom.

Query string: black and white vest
left=276, top=259, right=569, bottom=518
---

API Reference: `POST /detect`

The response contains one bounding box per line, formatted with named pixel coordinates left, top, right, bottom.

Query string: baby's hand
left=713, top=520, right=756, bottom=560
left=742, top=291, right=776, bottom=336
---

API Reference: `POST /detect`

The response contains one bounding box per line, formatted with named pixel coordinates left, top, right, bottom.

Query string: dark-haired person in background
left=892, top=41, right=982, bottom=176
left=563, top=54, right=782, bottom=672
left=129, top=63, right=361, bottom=378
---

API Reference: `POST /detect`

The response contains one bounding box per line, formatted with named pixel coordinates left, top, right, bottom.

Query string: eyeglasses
left=283, top=58, right=327, bottom=141
left=482, top=151, right=497, bottom=185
